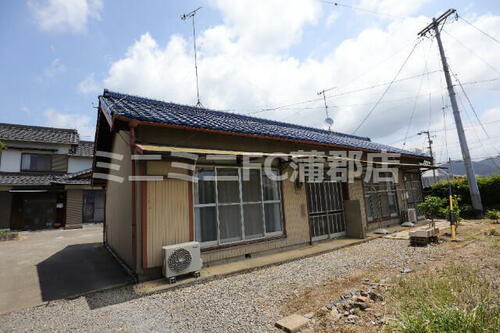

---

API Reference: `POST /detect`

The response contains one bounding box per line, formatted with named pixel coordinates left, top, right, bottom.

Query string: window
left=404, top=173, right=424, bottom=217
left=364, top=175, right=398, bottom=222
left=194, top=167, right=283, bottom=247
left=21, top=153, right=52, bottom=172
left=83, top=190, right=105, bottom=223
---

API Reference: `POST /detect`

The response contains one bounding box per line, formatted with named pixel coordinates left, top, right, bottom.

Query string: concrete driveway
left=0, top=225, right=132, bottom=314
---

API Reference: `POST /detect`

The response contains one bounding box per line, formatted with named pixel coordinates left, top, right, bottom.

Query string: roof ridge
left=102, top=89, right=371, bottom=142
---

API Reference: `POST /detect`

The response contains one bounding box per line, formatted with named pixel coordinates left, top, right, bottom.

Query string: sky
left=1, top=0, right=500, bottom=165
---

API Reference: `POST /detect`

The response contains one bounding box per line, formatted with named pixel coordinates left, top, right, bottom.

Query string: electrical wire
left=442, top=29, right=500, bottom=77
left=402, top=38, right=433, bottom=148
left=353, top=38, right=422, bottom=134
left=320, top=1, right=406, bottom=20
left=455, top=87, right=500, bottom=169
left=458, top=15, right=500, bottom=46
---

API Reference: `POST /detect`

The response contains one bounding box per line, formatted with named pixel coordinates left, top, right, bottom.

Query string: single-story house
left=94, top=90, right=433, bottom=280
left=0, top=123, right=104, bottom=230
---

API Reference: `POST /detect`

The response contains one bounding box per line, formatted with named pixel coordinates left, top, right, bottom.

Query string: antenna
left=181, top=7, right=203, bottom=108
left=318, top=89, right=334, bottom=131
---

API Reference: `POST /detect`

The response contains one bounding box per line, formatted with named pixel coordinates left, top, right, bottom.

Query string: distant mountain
left=439, top=156, right=500, bottom=176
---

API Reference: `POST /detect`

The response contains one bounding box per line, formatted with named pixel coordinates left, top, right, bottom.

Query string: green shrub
left=418, top=196, right=447, bottom=222
left=485, top=209, right=500, bottom=224
left=441, top=195, right=462, bottom=222
left=425, top=174, right=500, bottom=215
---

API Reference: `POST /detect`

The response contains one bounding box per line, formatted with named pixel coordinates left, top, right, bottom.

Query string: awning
left=135, top=143, right=444, bottom=169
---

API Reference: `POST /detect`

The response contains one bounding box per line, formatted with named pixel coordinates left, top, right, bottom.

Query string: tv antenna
left=318, top=89, right=334, bottom=131
left=181, top=7, right=203, bottom=108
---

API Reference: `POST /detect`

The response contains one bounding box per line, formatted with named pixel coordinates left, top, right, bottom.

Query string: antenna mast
left=318, top=89, right=334, bottom=131
left=181, top=7, right=203, bottom=108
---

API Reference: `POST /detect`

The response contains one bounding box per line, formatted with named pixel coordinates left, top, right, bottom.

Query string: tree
left=418, top=196, right=447, bottom=222
left=0, top=141, right=4, bottom=150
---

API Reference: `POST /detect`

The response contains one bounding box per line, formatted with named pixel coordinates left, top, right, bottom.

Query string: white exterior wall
left=68, top=157, right=92, bottom=173
left=0, top=141, right=72, bottom=172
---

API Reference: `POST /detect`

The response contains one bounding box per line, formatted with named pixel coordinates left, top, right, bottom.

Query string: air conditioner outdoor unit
left=162, top=241, right=203, bottom=284
left=408, top=208, right=417, bottom=224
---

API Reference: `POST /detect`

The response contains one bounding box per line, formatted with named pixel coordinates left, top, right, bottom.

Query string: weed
left=386, top=265, right=500, bottom=332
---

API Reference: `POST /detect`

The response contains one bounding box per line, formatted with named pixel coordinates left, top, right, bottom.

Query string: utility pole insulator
left=419, top=9, right=484, bottom=217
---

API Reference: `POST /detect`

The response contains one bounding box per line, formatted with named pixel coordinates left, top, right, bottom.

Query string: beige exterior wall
left=105, top=130, right=134, bottom=267
left=347, top=179, right=367, bottom=230
left=136, top=125, right=346, bottom=155
left=65, top=189, right=83, bottom=229
left=144, top=164, right=310, bottom=268
left=146, top=177, right=191, bottom=268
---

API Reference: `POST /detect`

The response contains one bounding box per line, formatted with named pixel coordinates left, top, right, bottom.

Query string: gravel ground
left=0, top=238, right=446, bottom=333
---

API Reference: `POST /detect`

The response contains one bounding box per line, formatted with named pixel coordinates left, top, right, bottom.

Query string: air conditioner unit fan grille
left=168, top=248, right=192, bottom=272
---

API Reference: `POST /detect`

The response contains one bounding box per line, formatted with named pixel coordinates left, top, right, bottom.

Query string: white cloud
left=43, top=108, right=95, bottom=138
left=103, top=2, right=500, bottom=155
left=357, top=0, right=431, bottom=19
left=78, top=73, right=100, bottom=94
left=28, top=0, right=102, bottom=33
left=43, top=58, right=65, bottom=78
left=326, top=11, right=340, bottom=27
left=208, top=0, right=321, bottom=52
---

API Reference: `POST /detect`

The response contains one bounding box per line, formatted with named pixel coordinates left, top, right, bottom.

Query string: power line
left=453, top=73, right=497, bottom=143
left=402, top=38, right=433, bottom=148
left=442, top=28, right=500, bottom=77
left=455, top=87, right=500, bottom=169
left=458, top=15, right=500, bottom=46
left=244, top=70, right=438, bottom=115
left=321, top=1, right=406, bottom=20
left=353, top=38, right=422, bottom=134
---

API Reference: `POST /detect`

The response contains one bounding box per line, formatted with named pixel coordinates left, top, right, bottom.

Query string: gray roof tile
left=0, top=123, right=79, bottom=145
left=100, top=90, right=429, bottom=159
left=70, top=141, right=94, bottom=157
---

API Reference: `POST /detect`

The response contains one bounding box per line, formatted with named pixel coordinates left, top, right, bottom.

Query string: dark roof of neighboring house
left=99, top=90, right=429, bottom=159
left=70, top=141, right=94, bottom=157
left=0, top=169, right=92, bottom=186
left=0, top=123, right=79, bottom=145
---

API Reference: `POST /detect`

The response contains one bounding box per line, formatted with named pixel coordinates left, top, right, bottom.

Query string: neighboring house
left=94, top=90, right=432, bottom=280
left=0, top=123, right=104, bottom=230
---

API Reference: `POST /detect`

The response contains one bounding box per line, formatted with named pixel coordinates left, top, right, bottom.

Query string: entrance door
left=306, top=181, right=346, bottom=241
left=22, top=194, right=57, bottom=229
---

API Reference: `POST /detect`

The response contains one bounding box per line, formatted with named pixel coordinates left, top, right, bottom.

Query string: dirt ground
left=280, top=220, right=500, bottom=332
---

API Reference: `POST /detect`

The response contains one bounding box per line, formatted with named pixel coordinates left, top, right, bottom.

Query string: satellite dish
left=325, top=117, right=334, bottom=126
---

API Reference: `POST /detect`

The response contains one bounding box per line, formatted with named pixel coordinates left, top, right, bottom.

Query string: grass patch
left=386, top=265, right=500, bottom=332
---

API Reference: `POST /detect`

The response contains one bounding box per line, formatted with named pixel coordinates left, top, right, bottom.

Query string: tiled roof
left=100, top=90, right=429, bottom=159
left=70, top=141, right=94, bottom=157
left=0, top=123, right=79, bottom=145
left=0, top=170, right=91, bottom=186
left=0, top=173, right=61, bottom=186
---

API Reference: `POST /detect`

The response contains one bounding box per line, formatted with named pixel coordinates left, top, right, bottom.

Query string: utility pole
left=418, top=130, right=436, bottom=183
left=418, top=9, right=483, bottom=217
left=181, top=7, right=203, bottom=108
